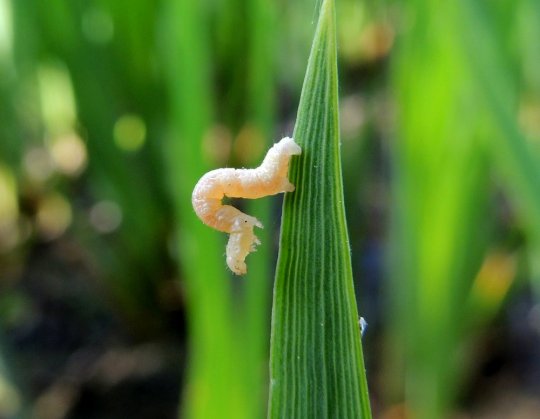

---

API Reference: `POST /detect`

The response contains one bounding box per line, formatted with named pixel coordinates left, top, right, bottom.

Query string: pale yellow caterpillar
left=192, top=137, right=301, bottom=275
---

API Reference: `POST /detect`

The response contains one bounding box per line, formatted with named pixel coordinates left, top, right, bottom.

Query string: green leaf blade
left=269, top=1, right=371, bottom=417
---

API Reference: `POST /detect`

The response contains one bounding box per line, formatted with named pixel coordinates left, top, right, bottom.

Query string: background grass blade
left=240, top=0, right=277, bottom=415
left=456, top=0, right=540, bottom=240
left=268, top=0, right=372, bottom=417
left=162, top=1, right=242, bottom=418
left=388, top=1, right=530, bottom=417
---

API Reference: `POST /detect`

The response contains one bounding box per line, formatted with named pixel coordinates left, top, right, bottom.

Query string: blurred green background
left=1, top=0, right=540, bottom=418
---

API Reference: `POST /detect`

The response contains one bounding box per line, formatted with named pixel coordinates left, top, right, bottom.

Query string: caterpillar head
left=226, top=220, right=262, bottom=275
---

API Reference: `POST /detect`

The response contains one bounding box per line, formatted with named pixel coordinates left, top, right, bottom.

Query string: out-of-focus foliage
left=0, top=0, right=539, bottom=418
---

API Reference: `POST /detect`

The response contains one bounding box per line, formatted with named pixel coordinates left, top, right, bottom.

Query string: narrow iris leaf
left=268, top=0, right=372, bottom=417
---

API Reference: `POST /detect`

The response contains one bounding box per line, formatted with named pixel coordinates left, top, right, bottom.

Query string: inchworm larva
left=192, top=137, right=301, bottom=275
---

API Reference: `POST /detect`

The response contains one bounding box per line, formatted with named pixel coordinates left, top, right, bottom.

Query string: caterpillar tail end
left=280, top=137, right=302, bottom=156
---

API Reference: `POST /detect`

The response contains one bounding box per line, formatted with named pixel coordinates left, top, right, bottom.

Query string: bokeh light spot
left=89, top=201, right=123, bottom=234
left=0, top=165, right=19, bottom=252
left=49, top=133, right=87, bottom=176
left=232, top=124, right=265, bottom=166
left=23, top=147, right=54, bottom=183
left=202, top=124, right=232, bottom=166
left=113, top=114, right=147, bottom=152
left=36, top=194, right=72, bottom=240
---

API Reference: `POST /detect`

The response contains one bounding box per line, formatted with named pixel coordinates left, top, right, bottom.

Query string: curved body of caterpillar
left=192, top=137, right=301, bottom=275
